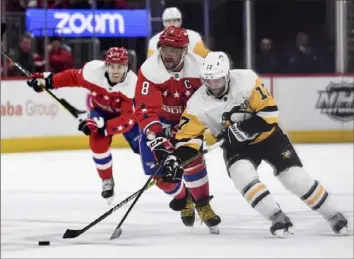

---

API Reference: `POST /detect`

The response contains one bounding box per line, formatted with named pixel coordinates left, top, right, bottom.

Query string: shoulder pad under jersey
left=229, top=69, right=259, bottom=97
left=140, top=52, right=203, bottom=84
left=82, top=60, right=106, bottom=87
left=148, top=31, right=163, bottom=50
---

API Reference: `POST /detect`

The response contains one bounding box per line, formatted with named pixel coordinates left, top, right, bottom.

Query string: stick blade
left=62, top=229, right=82, bottom=239
left=110, top=228, right=122, bottom=240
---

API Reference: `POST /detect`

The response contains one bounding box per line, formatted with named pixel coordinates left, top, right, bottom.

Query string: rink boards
left=1, top=75, right=353, bottom=153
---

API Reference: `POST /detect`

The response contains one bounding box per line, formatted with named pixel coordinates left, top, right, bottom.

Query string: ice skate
left=180, top=194, right=195, bottom=227
left=101, top=178, right=114, bottom=204
left=195, top=196, right=221, bottom=234
left=270, top=210, right=295, bottom=238
left=328, top=212, right=348, bottom=235
left=169, top=191, right=196, bottom=227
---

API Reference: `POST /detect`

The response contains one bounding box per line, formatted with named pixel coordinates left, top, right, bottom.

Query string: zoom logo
left=54, top=12, right=125, bottom=34
left=26, top=9, right=149, bottom=37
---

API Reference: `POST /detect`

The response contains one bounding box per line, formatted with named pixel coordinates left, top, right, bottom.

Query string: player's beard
left=162, top=57, right=177, bottom=70
left=209, top=87, right=226, bottom=97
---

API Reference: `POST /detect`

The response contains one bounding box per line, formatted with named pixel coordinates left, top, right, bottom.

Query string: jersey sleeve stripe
left=257, top=111, right=279, bottom=119
left=175, top=138, right=203, bottom=150
left=258, top=105, right=278, bottom=112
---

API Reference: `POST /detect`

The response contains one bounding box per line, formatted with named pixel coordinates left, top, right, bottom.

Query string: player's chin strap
left=173, top=47, right=188, bottom=70
left=62, top=140, right=224, bottom=240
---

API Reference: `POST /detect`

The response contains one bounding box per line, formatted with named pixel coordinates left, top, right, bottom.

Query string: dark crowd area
left=2, top=0, right=353, bottom=76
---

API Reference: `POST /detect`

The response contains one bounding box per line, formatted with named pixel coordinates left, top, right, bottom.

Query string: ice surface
left=1, top=144, right=353, bottom=258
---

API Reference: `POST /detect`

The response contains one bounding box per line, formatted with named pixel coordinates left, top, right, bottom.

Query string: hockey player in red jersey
left=27, top=47, right=140, bottom=204
left=135, top=26, right=221, bottom=233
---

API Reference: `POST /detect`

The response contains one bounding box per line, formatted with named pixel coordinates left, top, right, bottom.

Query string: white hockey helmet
left=200, top=51, right=230, bottom=97
left=162, top=7, right=182, bottom=28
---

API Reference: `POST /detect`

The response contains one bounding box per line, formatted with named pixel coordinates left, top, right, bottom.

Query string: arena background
left=1, top=0, right=353, bottom=153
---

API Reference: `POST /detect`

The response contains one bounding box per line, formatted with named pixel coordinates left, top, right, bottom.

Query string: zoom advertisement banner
left=26, top=9, right=150, bottom=37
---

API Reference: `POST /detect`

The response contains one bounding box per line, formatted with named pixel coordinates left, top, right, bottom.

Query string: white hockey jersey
left=175, top=69, right=279, bottom=150
left=147, top=29, right=210, bottom=58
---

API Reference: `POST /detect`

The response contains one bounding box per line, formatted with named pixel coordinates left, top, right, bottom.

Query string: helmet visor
left=202, top=77, right=227, bottom=97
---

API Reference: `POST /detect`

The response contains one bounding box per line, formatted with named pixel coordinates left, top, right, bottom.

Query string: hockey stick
left=0, top=24, right=86, bottom=119
left=1, top=50, right=86, bottom=119
left=62, top=178, right=159, bottom=239
left=62, top=140, right=222, bottom=240
left=109, top=140, right=224, bottom=240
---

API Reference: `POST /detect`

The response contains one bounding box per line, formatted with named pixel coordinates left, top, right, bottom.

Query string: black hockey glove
left=146, top=134, right=174, bottom=162
left=78, top=117, right=107, bottom=136
left=161, top=154, right=184, bottom=183
left=27, top=72, right=53, bottom=93
left=219, top=122, right=257, bottom=148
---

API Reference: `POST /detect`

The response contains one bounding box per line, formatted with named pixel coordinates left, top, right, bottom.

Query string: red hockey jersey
left=52, top=60, right=137, bottom=135
left=135, top=52, right=203, bottom=135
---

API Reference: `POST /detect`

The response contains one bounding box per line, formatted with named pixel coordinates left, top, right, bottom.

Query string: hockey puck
left=38, top=241, right=50, bottom=246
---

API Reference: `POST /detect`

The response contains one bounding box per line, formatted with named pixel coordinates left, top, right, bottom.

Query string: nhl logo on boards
left=315, top=81, right=354, bottom=122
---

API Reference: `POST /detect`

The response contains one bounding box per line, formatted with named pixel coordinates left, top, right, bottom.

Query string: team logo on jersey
left=162, top=105, right=183, bottom=114
left=316, top=81, right=354, bottom=122
left=281, top=150, right=292, bottom=159
left=221, top=102, right=251, bottom=125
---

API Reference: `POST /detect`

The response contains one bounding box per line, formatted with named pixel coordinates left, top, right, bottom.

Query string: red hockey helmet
left=158, top=26, right=189, bottom=48
left=105, top=47, right=128, bottom=65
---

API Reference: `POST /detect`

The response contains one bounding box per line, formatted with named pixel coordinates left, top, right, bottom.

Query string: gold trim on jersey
left=192, top=40, right=210, bottom=58
left=246, top=77, right=280, bottom=144
left=175, top=111, right=206, bottom=151
left=175, top=138, right=203, bottom=150
left=147, top=48, right=154, bottom=58
left=250, top=127, right=276, bottom=145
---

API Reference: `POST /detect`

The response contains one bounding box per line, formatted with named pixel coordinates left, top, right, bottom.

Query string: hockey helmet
left=158, top=26, right=189, bottom=48
left=162, top=7, right=182, bottom=28
left=200, top=52, right=231, bottom=97
left=105, top=47, right=128, bottom=65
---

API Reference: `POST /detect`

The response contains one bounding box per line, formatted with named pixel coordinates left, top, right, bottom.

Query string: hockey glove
left=78, top=117, right=107, bottom=136
left=161, top=154, right=184, bottom=183
left=146, top=135, right=174, bottom=162
left=221, top=122, right=257, bottom=145
left=27, top=72, right=53, bottom=93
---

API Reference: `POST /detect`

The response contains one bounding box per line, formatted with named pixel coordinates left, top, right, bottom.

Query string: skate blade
left=287, top=226, right=296, bottom=235
left=273, top=227, right=295, bottom=238
left=208, top=225, right=220, bottom=235
left=104, top=195, right=114, bottom=205
left=337, top=226, right=348, bottom=236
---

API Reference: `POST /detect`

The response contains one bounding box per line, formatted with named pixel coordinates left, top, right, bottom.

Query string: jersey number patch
left=141, top=81, right=150, bottom=95
left=179, top=115, right=191, bottom=129
left=255, top=84, right=269, bottom=100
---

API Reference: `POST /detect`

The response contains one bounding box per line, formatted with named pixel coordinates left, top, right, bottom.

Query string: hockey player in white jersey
left=160, top=51, right=348, bottom=237
left=147, top=7, right=210, bottom=58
